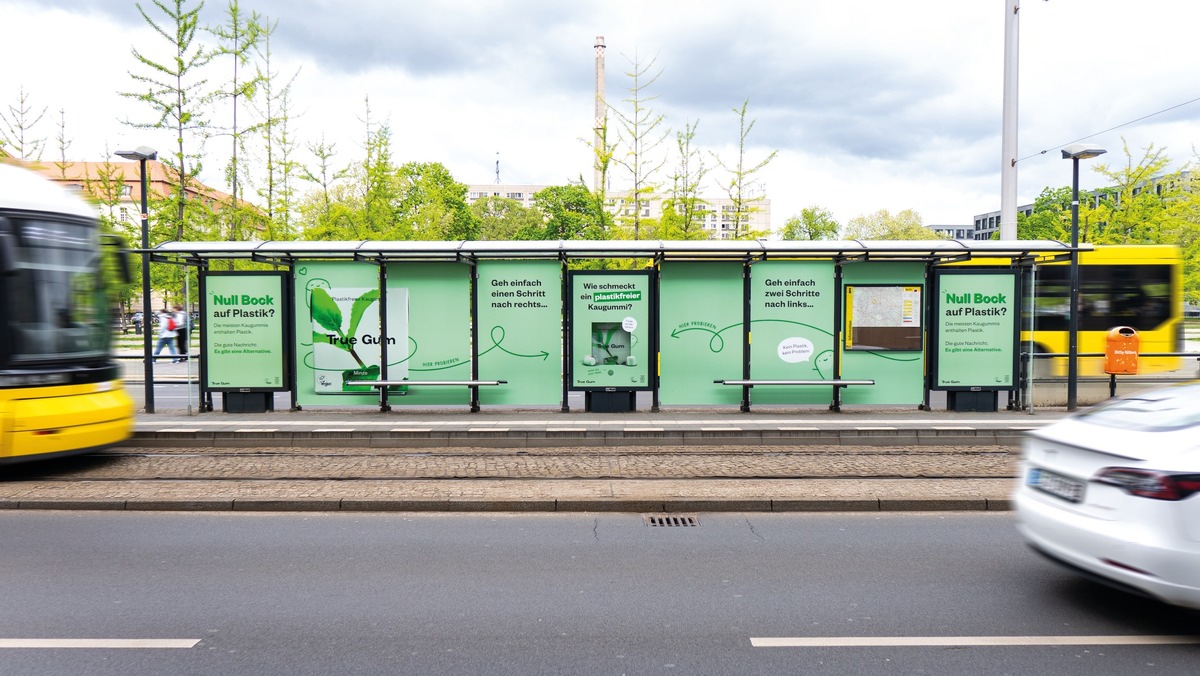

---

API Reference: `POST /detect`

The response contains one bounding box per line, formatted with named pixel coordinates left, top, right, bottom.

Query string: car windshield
left=1076, top=383, right=1200, bottom=432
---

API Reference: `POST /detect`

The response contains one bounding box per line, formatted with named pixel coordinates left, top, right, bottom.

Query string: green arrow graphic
left=481, top=325, right=550, bottom=360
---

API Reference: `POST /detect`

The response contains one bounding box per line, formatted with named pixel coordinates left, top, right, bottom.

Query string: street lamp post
left=1061, top=143, right=1106, bottom=411
left=115, top=146, right=158, bottom=414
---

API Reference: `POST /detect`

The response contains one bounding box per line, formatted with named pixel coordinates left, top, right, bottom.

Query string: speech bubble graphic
left=778, top=337, right=814, bottom=363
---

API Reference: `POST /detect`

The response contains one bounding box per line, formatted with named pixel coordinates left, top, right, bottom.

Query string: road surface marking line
left=750, top=635, right=1200, bottom=647
left=390, top=428, right=432, bottom=433
left=0, top=639, right=200, bottom=649
left=777, top=426, right=820, bottom=431
left=235, top=428, right=276, bottom=433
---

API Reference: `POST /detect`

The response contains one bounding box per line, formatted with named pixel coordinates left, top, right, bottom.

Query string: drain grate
left=644, top=514, right=699, bottom=527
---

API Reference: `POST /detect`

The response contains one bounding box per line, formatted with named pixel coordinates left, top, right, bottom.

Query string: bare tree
left=0, top=85, right=48, bottom=160
left=712, top=99, right=776, bottom=239
left=610, top=50, right=670, bottom=240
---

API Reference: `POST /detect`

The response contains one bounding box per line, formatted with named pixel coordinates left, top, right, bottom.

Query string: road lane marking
left=751, top=635, right=1200, bottom=647
left=0, top=639, right=200, bottom=649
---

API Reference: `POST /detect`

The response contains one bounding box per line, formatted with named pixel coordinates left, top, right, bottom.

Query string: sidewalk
left=0, top=391, right=1057, bottom=513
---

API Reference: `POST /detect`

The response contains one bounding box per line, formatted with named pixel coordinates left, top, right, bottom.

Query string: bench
left=345, top=380, right=508, bottom=412
left=713, top=379, right=875, bottom=412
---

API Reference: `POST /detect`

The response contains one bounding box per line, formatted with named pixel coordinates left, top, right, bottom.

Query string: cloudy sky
left=2, top=0, right=1198, bottom=230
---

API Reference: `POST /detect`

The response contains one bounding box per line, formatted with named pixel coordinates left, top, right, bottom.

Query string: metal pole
left=1000, top=0, right=1020, bottom=240
left=1067, top=157, right=1080, bottom=411
left=139, top=158, right=155, bottom=414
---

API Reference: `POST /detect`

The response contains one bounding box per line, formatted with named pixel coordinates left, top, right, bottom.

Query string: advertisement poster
left=308, top=284, right=408, bottom=394
left=569, top=272, right=652, bottom=390
left=934, top=271, right=1018, bottom=389
left=203, top=273, right=287, bottom=390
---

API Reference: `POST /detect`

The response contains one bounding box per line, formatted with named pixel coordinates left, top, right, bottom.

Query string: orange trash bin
left=1104, top=326, right=1139, bottom=375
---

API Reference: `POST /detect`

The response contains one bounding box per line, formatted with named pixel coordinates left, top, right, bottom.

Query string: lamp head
left=1061, top=143, right=1106, bottom=161
left=115, top=146, right=158, bottom=162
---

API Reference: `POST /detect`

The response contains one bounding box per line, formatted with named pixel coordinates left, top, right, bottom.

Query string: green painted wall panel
left=658, top=261, right=743, bottom=405
left=386, top=262, right=471, bottom=405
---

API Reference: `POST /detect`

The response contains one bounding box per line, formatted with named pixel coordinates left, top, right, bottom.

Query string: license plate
left=1027, top=467, right=1085, bottom=503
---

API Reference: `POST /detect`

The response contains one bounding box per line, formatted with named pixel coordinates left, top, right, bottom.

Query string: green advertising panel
left=385, top=262, right=472, bottom=405
left=203, top=272, right=287, bottom=391
left=477, top=260, right=562, bottom=405
left=748, top=260, right=837, bottom=404
left=659, top=261, right=744, bottom=405
left=569, top=271, right=652, bottom=390
left=294, top=262, right=385, bottom=406
left=934, top=271, right=1018, bottom=389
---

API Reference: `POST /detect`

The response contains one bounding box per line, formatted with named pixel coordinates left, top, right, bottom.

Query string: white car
left=1014, top=382, right=1200, bottom=609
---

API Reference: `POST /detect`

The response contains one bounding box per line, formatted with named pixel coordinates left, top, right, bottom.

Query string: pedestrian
left=172, top=304, right=189, bottom=362
left=153, top=312, right=178, bottom=362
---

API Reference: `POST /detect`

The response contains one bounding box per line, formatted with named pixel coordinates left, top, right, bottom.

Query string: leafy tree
left=471, top=196, right=542, bottom=241
left=1088, top=140, right=1176, bottom=244
left=298, top=133, right=345, bottom=232
left=712, top=99, right=776, bottom=240
left=395, top=161, right=477, bottom=240
left=0, top=85, right=47, bottom=160
left=1016, top=186, right=1073, bottom=241
left=121, top=0, right=214, bottom=242
left=843, top=209, right=945, bottom=240
left=1167, top=169, right=1200, bottom=303
left=532, top=184, right=609, bottom=241
left=610, top=50, right=669, bottom=240
left=782, top=206, right=840, bottom=240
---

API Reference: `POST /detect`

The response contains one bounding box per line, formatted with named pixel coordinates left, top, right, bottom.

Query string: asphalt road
left=1, top=512, right=1196, bottom=675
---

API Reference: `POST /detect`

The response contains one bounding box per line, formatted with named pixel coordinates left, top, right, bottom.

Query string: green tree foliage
left=712, top=99, right=776, bottom=240
left=1088, top=141, right=1175, bottom=244
left=782, top=205, right=840, bottom=240
left=1016, top=186, right=1073, bottom=241
left=532, top=184, right=610, bottom=241
left=471, top=196, right=542, bottom=241
left=843, top=208, right=945, bottom=240
left=395, top=161, right=478, bottom=240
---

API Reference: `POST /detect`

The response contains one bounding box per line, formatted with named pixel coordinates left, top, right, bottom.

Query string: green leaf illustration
left=347, top=289, right=380, bottom=339
left=312, top=330, right=350, bottom=353
left=310, top=287, right=343, bottom=333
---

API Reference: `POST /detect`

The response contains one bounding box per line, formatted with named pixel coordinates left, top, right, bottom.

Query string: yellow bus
left=0, top=163, right=134, bottom=465
left=1024, top=244, right=1183, bottom=376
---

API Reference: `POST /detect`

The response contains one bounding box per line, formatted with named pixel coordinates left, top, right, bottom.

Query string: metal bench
left=713, top=379, right=875, bottom=412
left=345, top=380, right=507, bottom=412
